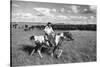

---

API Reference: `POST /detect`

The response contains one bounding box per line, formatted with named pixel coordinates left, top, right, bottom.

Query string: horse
left=29, top=35, right=49, bottom=58
left=50, top=32, right=74, bottom=58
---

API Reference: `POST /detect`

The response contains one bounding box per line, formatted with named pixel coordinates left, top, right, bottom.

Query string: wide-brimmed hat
left=47, top=22, right=52, bottom=25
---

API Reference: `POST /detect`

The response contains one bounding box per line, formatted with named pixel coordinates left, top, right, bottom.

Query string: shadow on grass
left=18, top=44, right=50, bottom=55
left=18, top=45, right=35, bottom=55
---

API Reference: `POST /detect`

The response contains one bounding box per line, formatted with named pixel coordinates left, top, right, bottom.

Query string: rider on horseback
left=44, top=22, right=55, bottom=47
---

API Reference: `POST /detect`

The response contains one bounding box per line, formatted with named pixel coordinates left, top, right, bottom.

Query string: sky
left=11, top=0, right=97, bottom=24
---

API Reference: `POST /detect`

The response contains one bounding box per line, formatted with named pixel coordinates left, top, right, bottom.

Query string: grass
left=11, top=28, right=96, bottom=67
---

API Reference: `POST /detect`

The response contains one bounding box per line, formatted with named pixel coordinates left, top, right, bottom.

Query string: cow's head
left=30, top=36, right=35, bottom=40
left=63, top=32, right=74, bottom=41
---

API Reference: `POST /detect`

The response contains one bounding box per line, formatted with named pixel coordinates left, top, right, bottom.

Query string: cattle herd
left=11, top=23, right=42, bottom=31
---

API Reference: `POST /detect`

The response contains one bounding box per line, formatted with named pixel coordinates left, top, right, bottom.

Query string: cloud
left=51, top=8, right=57, bottom=12
left=12, top=12, right=34, bottom=19
left=12, top=4, right=20, bottom=7
left=34, top=8, right=50, bottom=13
left=71, top=5, right=79, bottom=13
left=33, top=7, right=69, bottom=21
left=33, top=7, right=55, bottom=17
left=12, top=12, right=41, bottom=22
left=60, top=8, right=65, bottom=13
left=33, top=7, right=67, bottom=19
left=12, top=7, right=69, bottom=22
left=82, top=5, right=96, bottom=14
left=56, top=15, right=68, bottom=20
left=22, top=13, right=34, bottom=18
left=83, top=8, right=88, bottom=11
left=89, top=5, right=97, bottom=11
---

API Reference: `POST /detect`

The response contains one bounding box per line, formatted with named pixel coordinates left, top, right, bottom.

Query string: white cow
left=30, top=35, right=49, bottom=58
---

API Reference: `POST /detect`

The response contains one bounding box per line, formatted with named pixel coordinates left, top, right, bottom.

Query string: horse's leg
left=57, top=49, right=63, bottom=58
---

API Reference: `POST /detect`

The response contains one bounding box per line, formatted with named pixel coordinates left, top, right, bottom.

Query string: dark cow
left=13, top=24, right=18, bottom=29
left=63, top=32, right=74, bottom=41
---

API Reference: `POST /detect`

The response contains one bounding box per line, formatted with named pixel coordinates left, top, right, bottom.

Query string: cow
left=29, top=35, right=49, bottom=58
left=13, top=24, right=18, bottom=29
left=63, top=32, right=74, bottom=41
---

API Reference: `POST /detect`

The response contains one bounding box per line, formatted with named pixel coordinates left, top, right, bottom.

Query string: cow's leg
left=37, top=44, right=43, bottom=58
left=51, top=53, right=54, bottom=57
left=50, top=46, right=57, bottom=57
left=30, top=45, right=37, bottom=55
left=30, top=42, right=37, bottom=55
left=30, top=49, right=35, bottom=55
left=51, top=48, right=54, bottom=57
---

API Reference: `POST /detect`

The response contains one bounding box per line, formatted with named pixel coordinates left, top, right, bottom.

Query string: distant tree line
left=11, top=23, right=96, bottom=31
left=38, top=24, right=96, bottom=31
left=54, top=24, right=96, bottom=31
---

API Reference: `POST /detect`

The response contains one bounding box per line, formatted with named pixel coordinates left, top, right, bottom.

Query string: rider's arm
left=44, top=26, right=48, bottom=34
left=51, top=27, right=54, bottom=33
left=43, top=26, right=46, bottom=32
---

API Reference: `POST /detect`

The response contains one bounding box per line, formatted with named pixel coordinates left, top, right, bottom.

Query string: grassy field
left=11, top=27, right=96, bottom=66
